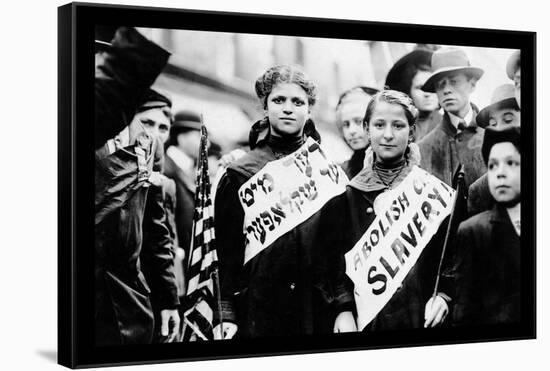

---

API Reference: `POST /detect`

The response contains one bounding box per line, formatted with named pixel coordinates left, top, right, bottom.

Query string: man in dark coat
left=418, top=47, right=487, bottom=190
left=163, top=110, right=202, bottom=290
left=94, top=27, right=179, bottom=345
left=452, top=127, right=521, bottom=326
left=467, top=84, right=521, bottom=216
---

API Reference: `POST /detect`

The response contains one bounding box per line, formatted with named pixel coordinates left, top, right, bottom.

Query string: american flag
left=182, top=123, right=220, bottom=341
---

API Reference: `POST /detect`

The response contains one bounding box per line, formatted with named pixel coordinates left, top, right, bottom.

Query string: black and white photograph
left=6, top=0, right=537, bottom=370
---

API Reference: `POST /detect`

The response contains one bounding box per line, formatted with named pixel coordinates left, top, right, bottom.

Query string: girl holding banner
left=213, top=65, right=351, bottom=339
left=320, top=90, right=454, bottom=332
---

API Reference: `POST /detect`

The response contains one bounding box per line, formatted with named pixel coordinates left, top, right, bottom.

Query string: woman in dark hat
left=452, top=126, right=521, bottom=326
left=385, top=49, right=442, bottom=141
left=214, top=64, right=351, bottom=339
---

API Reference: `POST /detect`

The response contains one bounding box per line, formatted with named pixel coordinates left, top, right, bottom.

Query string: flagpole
left=431, top=164, right=465, bottom=301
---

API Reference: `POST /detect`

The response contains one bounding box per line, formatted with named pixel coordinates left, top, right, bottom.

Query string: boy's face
left=488, top=108, right=521, bottom=130
left=434, top=72, right=475, bottom=117
left=487, top=142, right=521, bottom=205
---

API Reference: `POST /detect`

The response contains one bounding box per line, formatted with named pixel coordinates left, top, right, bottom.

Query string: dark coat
left=94, top=27, right=177, bottom=346
left=415, top=110, right=442, bottom=142
left=418, top=105, right=486, bottom=189
left=322, top=163, right=452, bottom=331
left=163, top=153, right=195, bottom=257
left=214, top=121, right=348, bottom=338
left=341, top=149, right=366, bottom=179
left=451, top=205, right=521, bottom=326
left=467, top=173, right=494, bottom=217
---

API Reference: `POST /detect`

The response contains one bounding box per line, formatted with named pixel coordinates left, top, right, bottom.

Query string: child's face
left=487, top=142, right=521, bottom=205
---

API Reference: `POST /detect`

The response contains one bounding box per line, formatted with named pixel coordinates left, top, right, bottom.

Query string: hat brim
left=385, top=50, right=433, bottom=92
left=421, top=67, right=484, bottom=93
left=95, top=40, right=113, bottom=52
left=476, top=97, right=520, bottom=128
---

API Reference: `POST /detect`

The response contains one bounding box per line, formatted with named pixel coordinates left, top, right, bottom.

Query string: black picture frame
left=58, top=2, right=536, bottom=368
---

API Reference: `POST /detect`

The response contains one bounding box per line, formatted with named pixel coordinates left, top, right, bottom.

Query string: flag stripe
left=183, top=123, right=220, bottom=342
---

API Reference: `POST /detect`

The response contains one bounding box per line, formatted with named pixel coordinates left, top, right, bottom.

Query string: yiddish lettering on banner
left=239, top=138, right=348, bottom=264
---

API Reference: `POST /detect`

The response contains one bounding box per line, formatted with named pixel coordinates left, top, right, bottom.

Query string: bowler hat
left=172, top=109, right=202, bottom=132
left=385, top=49, right=433, bottom=94
left=481, top=126, right=521, bottom=164
left=421, top=48, right=484, bottom=93
left=476, top=84, right=519, bottom=128
left=506, top=50, right=521, bottom=80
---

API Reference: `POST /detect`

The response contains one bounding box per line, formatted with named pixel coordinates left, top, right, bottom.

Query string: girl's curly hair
left=255, top=64, right=317, bottom=109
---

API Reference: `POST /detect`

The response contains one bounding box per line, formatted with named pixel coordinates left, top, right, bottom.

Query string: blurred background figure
left=467, top=83, right=521, bottom=216
left=385, top=49, right=441, bottom=141
left=506, top=51, right=521, bottom=108
left=334, top=86, right=378, bottom=178
left=163, top=109, right=202, bottom=307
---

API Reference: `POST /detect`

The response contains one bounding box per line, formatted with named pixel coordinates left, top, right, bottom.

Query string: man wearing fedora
left=163, top=109, right=203, bottom=300
left=467, top=84, right=521, bottom=216
left=418, top=47, right=487, bottom=190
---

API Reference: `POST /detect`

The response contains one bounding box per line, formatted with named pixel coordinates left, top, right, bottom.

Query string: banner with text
left=239, top=137, right=348, bottom=265
left=345, top=166, right=455, bottom=330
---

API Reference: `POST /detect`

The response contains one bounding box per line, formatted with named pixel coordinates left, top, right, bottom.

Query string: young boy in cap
left=418, top=47, right=486, bottom=190
left=334, top=86, right=378, bottom=178
left=467, top=84, right=521, bottom=216
left=451, top=126, right=521, bottom=326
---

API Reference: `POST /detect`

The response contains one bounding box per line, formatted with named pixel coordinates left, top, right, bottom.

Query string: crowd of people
left=94, top=26, right=522, bottom=344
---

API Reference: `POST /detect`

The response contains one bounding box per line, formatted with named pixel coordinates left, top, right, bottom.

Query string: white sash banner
left=239, top=137, right=348, bottom=265
left=345, top=166, right=455, bottom=330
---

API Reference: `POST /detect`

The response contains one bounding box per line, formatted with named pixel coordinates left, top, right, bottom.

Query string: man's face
left=337, top=96, right=370, bottom=151
left=488, top=108, right=521, bottom=130
left=514, top=68, right=521, bottom=108
left=434, top=72, right=476, bottom=117
left=177, top=130, right=201, bottom=161
left=134, top=107, right=171, bottom=144
left=487, top=142, right=521, bottom=205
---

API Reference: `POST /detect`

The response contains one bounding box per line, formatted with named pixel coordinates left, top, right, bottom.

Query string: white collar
left=447, top=104, right=473, bottom=129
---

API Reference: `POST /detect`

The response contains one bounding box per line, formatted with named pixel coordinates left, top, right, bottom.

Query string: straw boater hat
left=506, top=50, right=521, bottom=80
left=421, top=48, right=484, bottom=93
left=476, top=84, right=519, bottom=128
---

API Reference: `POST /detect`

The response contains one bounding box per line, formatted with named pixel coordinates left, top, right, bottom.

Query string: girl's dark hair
left=364, top=90, right=418, bottom=126
left=255, top=64, right=317, bottom=109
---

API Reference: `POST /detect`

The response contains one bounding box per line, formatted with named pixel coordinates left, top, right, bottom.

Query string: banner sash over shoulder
left=344, top=166, right=455, bottom=330
left=239, top=137, right=348, bottom=265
